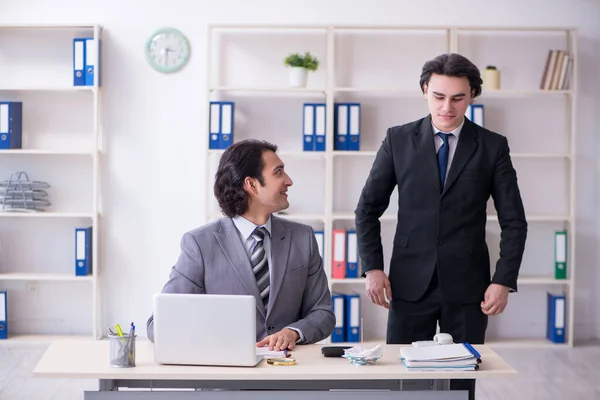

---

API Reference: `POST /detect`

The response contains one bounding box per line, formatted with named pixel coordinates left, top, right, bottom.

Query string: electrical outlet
left=26, top=281, right=39, bottom=294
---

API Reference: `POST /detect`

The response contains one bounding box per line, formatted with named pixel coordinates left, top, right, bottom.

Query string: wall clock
left=145, top=27, right=191, bottom=73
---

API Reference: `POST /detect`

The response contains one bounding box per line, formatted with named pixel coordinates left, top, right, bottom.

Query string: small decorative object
left=482, top=65, right=500, bottom=90
left=145, top=27, right=191, bottom=73
left=341, top=345, right=383, bottom=366
left=284, top=52, right=319, bottom=88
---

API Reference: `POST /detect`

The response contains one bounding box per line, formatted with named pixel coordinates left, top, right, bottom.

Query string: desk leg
left=99, top=379, right=117, bottom=391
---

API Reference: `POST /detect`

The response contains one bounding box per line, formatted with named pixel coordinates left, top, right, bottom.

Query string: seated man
left=147, top=139, right=335, bottom=350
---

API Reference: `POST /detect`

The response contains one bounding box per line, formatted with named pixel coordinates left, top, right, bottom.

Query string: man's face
left=249, top=150, right=293, bottom=214
left=423, top=73, right=474, bottom=132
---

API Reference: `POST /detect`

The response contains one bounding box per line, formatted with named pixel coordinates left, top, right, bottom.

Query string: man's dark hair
left=419, top=53, right=483, bottom=98
left=214, top=139, right=278, bottom=218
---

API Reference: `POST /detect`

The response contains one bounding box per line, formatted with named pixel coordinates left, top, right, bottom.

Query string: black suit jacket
left=355, top=115, right=527, bottom=304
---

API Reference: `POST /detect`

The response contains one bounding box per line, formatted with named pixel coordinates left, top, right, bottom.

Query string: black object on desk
left=321, top=346, right=352, bottom=358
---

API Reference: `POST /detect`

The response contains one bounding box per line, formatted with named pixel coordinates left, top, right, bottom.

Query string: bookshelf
left=205, top=24, right=577, bottom=347
left=0, top=23, right=103, bottom=340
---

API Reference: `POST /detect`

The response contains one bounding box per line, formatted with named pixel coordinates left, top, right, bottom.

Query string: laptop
left=153, top=293, right=282, bottom=367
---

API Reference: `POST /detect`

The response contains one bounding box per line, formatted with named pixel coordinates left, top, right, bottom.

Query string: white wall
left=2, top=0, right=599, bottom=341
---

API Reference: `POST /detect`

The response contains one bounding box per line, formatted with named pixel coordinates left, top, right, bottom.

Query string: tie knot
left=437, top=132, right=453, bottom=144
left=253, top=227, right=267, bottom=241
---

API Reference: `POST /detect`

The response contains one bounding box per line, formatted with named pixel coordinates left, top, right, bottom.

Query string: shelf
left=333, top=213, right=396, bottom=221
left=333, top=151, right=377, bottom=157
left=0, top=23, right=101, bottom=29
left=0, top=149, right=94, bottom=156
left=0, top=273, right=93, bottom=282
left=331, top=278, right=366, bottom=284
left=0, top=212, right=95, bottom=219
left=486, top=338, right=569, bottom=348
left=208, top=150, right=326, bottom=158
left=479, top=89, right=572, bottom=98
left=210, top=86, right=325, bottom=94
left=273, top=213, right=325, bottom=221
left=487, top=215, right=570, bottom=222
left=331, top=277, right=568, bottom=286
left=0, top=86, right=96, bottom=92
left=0, top=334, right=92, bottom=343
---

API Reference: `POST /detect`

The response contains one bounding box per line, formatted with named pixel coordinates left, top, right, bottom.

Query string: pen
left=283, top=349, right=288, bottom=357
left=115, top=324, right=125, bottom=337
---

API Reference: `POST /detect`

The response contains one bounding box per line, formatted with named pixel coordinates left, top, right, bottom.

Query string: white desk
left=33, top=340, right=517, bottom=399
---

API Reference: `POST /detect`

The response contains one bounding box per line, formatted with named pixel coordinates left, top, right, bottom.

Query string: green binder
left=554, top=231, right=567, bottom=280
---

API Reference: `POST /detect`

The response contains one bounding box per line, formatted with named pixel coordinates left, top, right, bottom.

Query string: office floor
left=1, top=341, right=599, bottom=399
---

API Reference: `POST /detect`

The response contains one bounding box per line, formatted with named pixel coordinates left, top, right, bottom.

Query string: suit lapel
left=413, top=115, right=442, bottom=194
left=214, top=218, right=265, bottom=319
left=266, top=216, right=291, bottom=317
left=442, top=119, right=479, bottom=196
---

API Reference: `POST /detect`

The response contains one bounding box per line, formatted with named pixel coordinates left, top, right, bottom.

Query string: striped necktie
left=251, top=227, right=269, bottom=309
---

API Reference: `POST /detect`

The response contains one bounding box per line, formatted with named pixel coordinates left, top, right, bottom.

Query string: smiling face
left=423, top=73, right=474, bottom=132
left=246, top=150, right=293, bottom=215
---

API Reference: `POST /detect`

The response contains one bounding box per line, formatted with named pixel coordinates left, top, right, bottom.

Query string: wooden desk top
left=33, top=340, right=517, bottom=380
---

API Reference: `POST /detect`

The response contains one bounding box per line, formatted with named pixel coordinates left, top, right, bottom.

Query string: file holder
left=109, top=334, right=136, bottom=368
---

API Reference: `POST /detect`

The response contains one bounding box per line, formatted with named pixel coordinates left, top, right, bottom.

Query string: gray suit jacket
left=147, top=215, right=335, bottom=343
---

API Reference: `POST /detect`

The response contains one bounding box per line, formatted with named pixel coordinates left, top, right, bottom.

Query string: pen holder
left=109, top=334, right=136, bottom=368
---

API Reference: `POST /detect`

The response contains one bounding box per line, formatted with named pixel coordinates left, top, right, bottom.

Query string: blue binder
left=465, top=104, right=484, bottom=127
left=331, top=293, right=346, bottom=342
left=208, top=101, right=235, bottom=149
left=334, top=104, right=348, bottom=150
left=75, top=227, right=93, bottom=276
left=0, top=290, right=6, bottom=339
left=0, top=102, right=23, bottom=150
left=547, top=292, right=566, bottom=343
left=345, top=293, right=361, bottom=342
left=347, top=103, right=361, bottom=151
left=314, top=104, right=326, bottom=151
left=73, top=38, right=86, bottom=86
left=314, top=230, right=324, bottom=261
left=84, top=38, right=101, bottom=86
left=302, top=104, right=314, bottom=151
left=345, top=230, right=358, bottom=278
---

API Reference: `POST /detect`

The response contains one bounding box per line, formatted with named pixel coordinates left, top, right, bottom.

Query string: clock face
left=145, top=28, right=191, bottom=73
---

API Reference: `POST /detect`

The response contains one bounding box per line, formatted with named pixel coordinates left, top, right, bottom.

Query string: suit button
left=437, top=240, right=444, bottom=246
left=268, top=326, right=273, bottom=331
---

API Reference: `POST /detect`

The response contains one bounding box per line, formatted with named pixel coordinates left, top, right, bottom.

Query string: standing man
left=147, top=139, right=335, bottom=350
left=355, top=53, right=527, bottom=399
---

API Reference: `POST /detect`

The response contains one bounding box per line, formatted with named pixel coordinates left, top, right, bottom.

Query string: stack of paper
left=399, top=343, right=481, bottom=371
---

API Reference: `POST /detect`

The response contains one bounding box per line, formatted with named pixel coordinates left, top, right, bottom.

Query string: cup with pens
left=108, top=322, right=136, bottom=368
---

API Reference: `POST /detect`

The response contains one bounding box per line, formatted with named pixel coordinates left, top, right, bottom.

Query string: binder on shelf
left=0, top=102, right=23, bottom=150
left=302, top=104, right=314, bottom=151
left=314, top=230, right=324, bottom=260
left=547, top=292, right=566, bottom=343
left=73, top=38, right=86, bottom=86
left=346, top=229, right=359, bottom=278
left=332, top=229, right=346, bottom=279
left=345, top=293, right=360, bottom=342
left=334, top=103, right=348, bottom=150
left=314, top=104, right=326, bottom=151
left=84, top=38, right=101, bottom=86
left=208, top=101, right=235, bottom=150
left=0, top=290, right=6, bottom=339
left=465, top=104, right=484, bottom=127
left=348, top=103, right=361, bottom=151
left=554, top=230, right=567, bottom=279
left=75, top=226, right=93, bottom=276
left=331, top=293, right=346, bottom=342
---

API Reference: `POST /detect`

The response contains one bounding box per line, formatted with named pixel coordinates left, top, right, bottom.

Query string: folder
left=314, top=230, right=324, bottom=260
left=0, top=290, right=6, bottom=339
left=84, top=38, right=101, bottom=86
left=345, top=229, right=358, bottom=278
left=0, top=102, right=23, bottom=150
left=554, top=230, right=567, bottom=279
left=331, top=293, right=346, bottom=342
left=332, top=229, right=346, bottom=279
left=547, top=292, right=566, bottom=343
left=208, top=101, right=235, bottom=150
left=302, top=104, right=314, bottom=151
left=465, top=104, right=484, bottom=127
left=345, top=293, right=360, bottom=342
left=314, top=104, right=326, bottom=152
left=73, top=38, right=86, bottom=86
left=75, top=227, right=93, bottom=276
left=348, top=104, right=361, bottom=151
left=334, top=103, right=348, bottom=150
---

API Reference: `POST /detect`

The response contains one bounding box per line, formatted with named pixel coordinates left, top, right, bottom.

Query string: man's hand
left=256, top=328, right=299, bottom=351
left=481, top=283, right=510, bottom=315
left=365, top=270, right=392, bottom=309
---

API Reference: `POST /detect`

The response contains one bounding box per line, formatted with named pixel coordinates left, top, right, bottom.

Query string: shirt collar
left=232, top=215, right=272, bottom=240
left=432, top=117, right=465, bottom=139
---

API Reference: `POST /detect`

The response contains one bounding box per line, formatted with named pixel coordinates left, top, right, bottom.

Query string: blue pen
left=283, top=349, right=288, bottom=357
left=463, top=342, right=481, bottom=359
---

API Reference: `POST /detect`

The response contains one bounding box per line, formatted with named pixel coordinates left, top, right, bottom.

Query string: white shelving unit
left=205, top=24, right=577, bottom=347
left=0, top=23, right=103, bottom=340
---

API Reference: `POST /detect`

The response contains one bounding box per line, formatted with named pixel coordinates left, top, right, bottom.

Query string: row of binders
left=73, top=38, right=101, bottom=86
left=332, top=229, right=359, bottom=279
left=331, top=293, right=361, bottom=343
left=539, top=50, right=572, bottom=91
left=207, top=101, right=362, bottom=151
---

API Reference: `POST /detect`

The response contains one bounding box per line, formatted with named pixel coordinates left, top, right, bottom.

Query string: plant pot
left=289, top=67, right=308, bottom=88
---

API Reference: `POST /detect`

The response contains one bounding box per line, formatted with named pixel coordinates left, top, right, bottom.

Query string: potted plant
left=284, top=52, right=319, bottom=88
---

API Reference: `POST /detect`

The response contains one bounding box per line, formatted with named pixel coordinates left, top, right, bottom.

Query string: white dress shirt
left=432, top=118, right=465, bottom=183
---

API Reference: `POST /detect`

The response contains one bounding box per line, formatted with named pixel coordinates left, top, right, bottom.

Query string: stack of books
left=399, top=342, right=481, bottom=371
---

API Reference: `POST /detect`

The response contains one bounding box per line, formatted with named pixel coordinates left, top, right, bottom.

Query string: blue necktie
left=437, top=132, right=453, bottom=188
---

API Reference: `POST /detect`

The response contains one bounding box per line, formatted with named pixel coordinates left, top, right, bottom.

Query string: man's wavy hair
left=419, top=53, right=483, bottom=98
left=213, top=139, right=278, bottom=218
